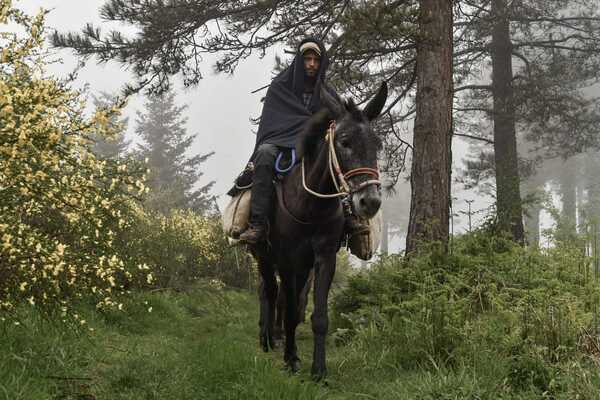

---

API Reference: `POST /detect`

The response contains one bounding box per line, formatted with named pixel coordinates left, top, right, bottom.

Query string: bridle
left=301, top=121, right=381, bottom=199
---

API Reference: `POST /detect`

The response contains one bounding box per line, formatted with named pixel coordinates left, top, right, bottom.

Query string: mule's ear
left=363, top=82, right=388, bottom=121
left=320, top=85, right=344, bottom=119
left=296, top=108, right=330, bottom=160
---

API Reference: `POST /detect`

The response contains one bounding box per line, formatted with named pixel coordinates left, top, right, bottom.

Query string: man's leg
left=239, top=143, right=279, bottom=245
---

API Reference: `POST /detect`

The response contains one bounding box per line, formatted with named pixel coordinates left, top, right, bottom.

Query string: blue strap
left=275, top=149, right=296, bottom=173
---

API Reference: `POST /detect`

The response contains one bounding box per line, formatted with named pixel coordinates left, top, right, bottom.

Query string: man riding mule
left=250, top=80, right=387, bottom=379
left=226, top=37, right=388, bottom=379
left=238, top=38, right=368, bottom=245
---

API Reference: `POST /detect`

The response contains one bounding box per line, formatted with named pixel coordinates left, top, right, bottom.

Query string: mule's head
left=298, top=82, right=388, bottom=219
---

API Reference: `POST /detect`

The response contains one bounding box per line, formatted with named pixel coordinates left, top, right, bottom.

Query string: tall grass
left=331, top=232, right=600, bottom=398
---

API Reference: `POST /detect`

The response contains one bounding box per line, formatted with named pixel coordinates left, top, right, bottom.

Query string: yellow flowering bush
left=0, top=2, right=151, bottom=316
left=119, top=205, right=223, bottom=289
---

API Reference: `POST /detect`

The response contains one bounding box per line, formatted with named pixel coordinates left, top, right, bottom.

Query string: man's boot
left=239, top=165, right=275, bottom=245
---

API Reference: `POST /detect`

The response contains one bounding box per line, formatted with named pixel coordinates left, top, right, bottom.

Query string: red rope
left=344, top=167, right=379, bottom=180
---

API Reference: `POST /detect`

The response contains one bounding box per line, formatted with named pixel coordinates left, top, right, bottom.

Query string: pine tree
left=135, top=90, right=215, bottom=214
left=89, top=92, right=131, bottom=160
left=406, top=0, right=453, bottom=254
left=456, top=0, right=600, bottom=242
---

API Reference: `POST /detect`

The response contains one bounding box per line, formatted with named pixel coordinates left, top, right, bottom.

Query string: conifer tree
left=90, top=92, right=131, bottom=160
left=135, top=90, right=215, bottom=214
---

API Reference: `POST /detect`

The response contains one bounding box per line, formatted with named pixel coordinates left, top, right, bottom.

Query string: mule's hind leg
left=280, top=270, right=301, bottom=373
left=258, top=263, right=278, bottom=352
left=311, top=253, right=336, bottom=380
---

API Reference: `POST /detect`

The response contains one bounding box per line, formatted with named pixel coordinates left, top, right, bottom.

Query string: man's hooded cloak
left=254, top=38, right=330, bottom=150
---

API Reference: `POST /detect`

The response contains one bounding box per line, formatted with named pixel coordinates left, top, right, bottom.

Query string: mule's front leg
left=311, top=253, right=336, bottom=380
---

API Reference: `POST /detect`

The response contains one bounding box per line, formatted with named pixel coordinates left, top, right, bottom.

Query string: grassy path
left=1, top=286, right=400, bottom=400
left=7, top=284, right=589, bottom=399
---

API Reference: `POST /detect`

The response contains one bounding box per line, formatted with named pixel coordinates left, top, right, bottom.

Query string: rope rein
left=301, top=121, right=381, bottom=199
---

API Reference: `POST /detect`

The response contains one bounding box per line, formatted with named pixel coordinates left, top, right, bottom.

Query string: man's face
left=303, top=50, right=321, bottom=78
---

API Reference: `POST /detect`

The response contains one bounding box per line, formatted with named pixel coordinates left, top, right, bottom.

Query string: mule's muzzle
left=352, top=184, right=381, bottom=219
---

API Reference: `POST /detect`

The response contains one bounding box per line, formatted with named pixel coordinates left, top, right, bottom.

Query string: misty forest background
left=3, top=0, right=600, bottom=399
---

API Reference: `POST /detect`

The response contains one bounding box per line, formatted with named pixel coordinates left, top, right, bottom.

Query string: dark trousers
left=250, top=143, right=283, bottom=225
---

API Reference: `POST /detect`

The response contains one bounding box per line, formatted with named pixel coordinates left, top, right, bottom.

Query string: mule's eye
left=340, top=139, right=351, bottom=148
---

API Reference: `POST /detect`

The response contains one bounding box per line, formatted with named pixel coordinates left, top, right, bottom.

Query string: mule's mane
left=296, top=108, right=330, bottom=161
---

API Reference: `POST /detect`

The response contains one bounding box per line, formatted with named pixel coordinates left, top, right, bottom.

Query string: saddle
left=222, top=180, right=382, bottom=261
left=226, top=149, right=297, bottom=197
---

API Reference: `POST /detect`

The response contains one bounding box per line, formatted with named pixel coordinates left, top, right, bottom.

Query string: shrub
left=332, top=230, right=600, bottom=389
left=0, top=4, right=151, bottom=317
left=119, top=206, right=256, bottom=290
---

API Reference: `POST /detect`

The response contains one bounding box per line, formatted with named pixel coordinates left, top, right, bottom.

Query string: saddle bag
left=348, top=209, right=382, bottom=261
left=222, top=189, right=252, bottom=240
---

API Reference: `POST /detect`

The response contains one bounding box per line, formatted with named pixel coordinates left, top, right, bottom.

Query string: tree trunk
left=521, top=174, right=542, bottom=247
left=524, top=202, right=541, bottom=247
left=406, top=0, right=453, bottom=255
left=577, top=182, right=585, bottom=234
left=381, top=208, right=389, bottom=255
left=559, top=159, right=577, bottom=225
left=491, top=0, right=525, bottom=243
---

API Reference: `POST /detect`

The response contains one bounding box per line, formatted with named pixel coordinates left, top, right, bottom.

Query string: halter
left=302, top=121, right=381, bottom=198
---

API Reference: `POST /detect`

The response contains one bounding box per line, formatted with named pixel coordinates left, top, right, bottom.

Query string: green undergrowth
left=3, top=235, right=600, bottom=399
left=332, top=232, right=600, bottom=398
left=0, top=282, right=324, bottom=400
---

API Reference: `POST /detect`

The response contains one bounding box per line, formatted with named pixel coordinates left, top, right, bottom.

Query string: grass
left=0, top=285, right=327, bottom=400
left=1, top=280, right=600, bottom=399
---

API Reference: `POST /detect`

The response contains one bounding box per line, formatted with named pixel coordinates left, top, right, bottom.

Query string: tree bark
left=381, top=207, right=389, bottom=255
left=524, top=202, right=541, bottom=247
left=406, top=0, right=453, bottom=255
left=559, top=159, right=577, bottom=226
left=491, top=0, right=525, bottom=243
left=577, top=181, right=585, bottom=234
left=381, top=218, right=389, bottom=255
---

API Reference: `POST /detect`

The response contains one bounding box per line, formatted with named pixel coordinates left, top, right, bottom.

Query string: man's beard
left=305, top=74, right=317, bottom=89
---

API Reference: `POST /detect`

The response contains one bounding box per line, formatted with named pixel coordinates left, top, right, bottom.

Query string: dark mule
left=251, top=82, right=388, bottom=379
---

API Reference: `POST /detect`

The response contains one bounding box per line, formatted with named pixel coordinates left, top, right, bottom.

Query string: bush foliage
left=0, top=4, right=154, bottom=317
left=119, top=206, right=255, bottom=290
left=332, top=232, right=600, bottom=395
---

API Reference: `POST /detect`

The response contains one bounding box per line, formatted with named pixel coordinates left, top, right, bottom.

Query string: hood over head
left=253, top=38, right=331, bottom=150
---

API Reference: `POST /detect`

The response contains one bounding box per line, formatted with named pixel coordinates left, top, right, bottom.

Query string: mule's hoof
left=285, top=358, right=301, bottom=374
left=268, top=336, right=278, bottom=350
left=311, top=366, right=327, bottom=381
left=260, top=333, right=277, bottom=352
left=260, top=335, right=270, bottom=352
